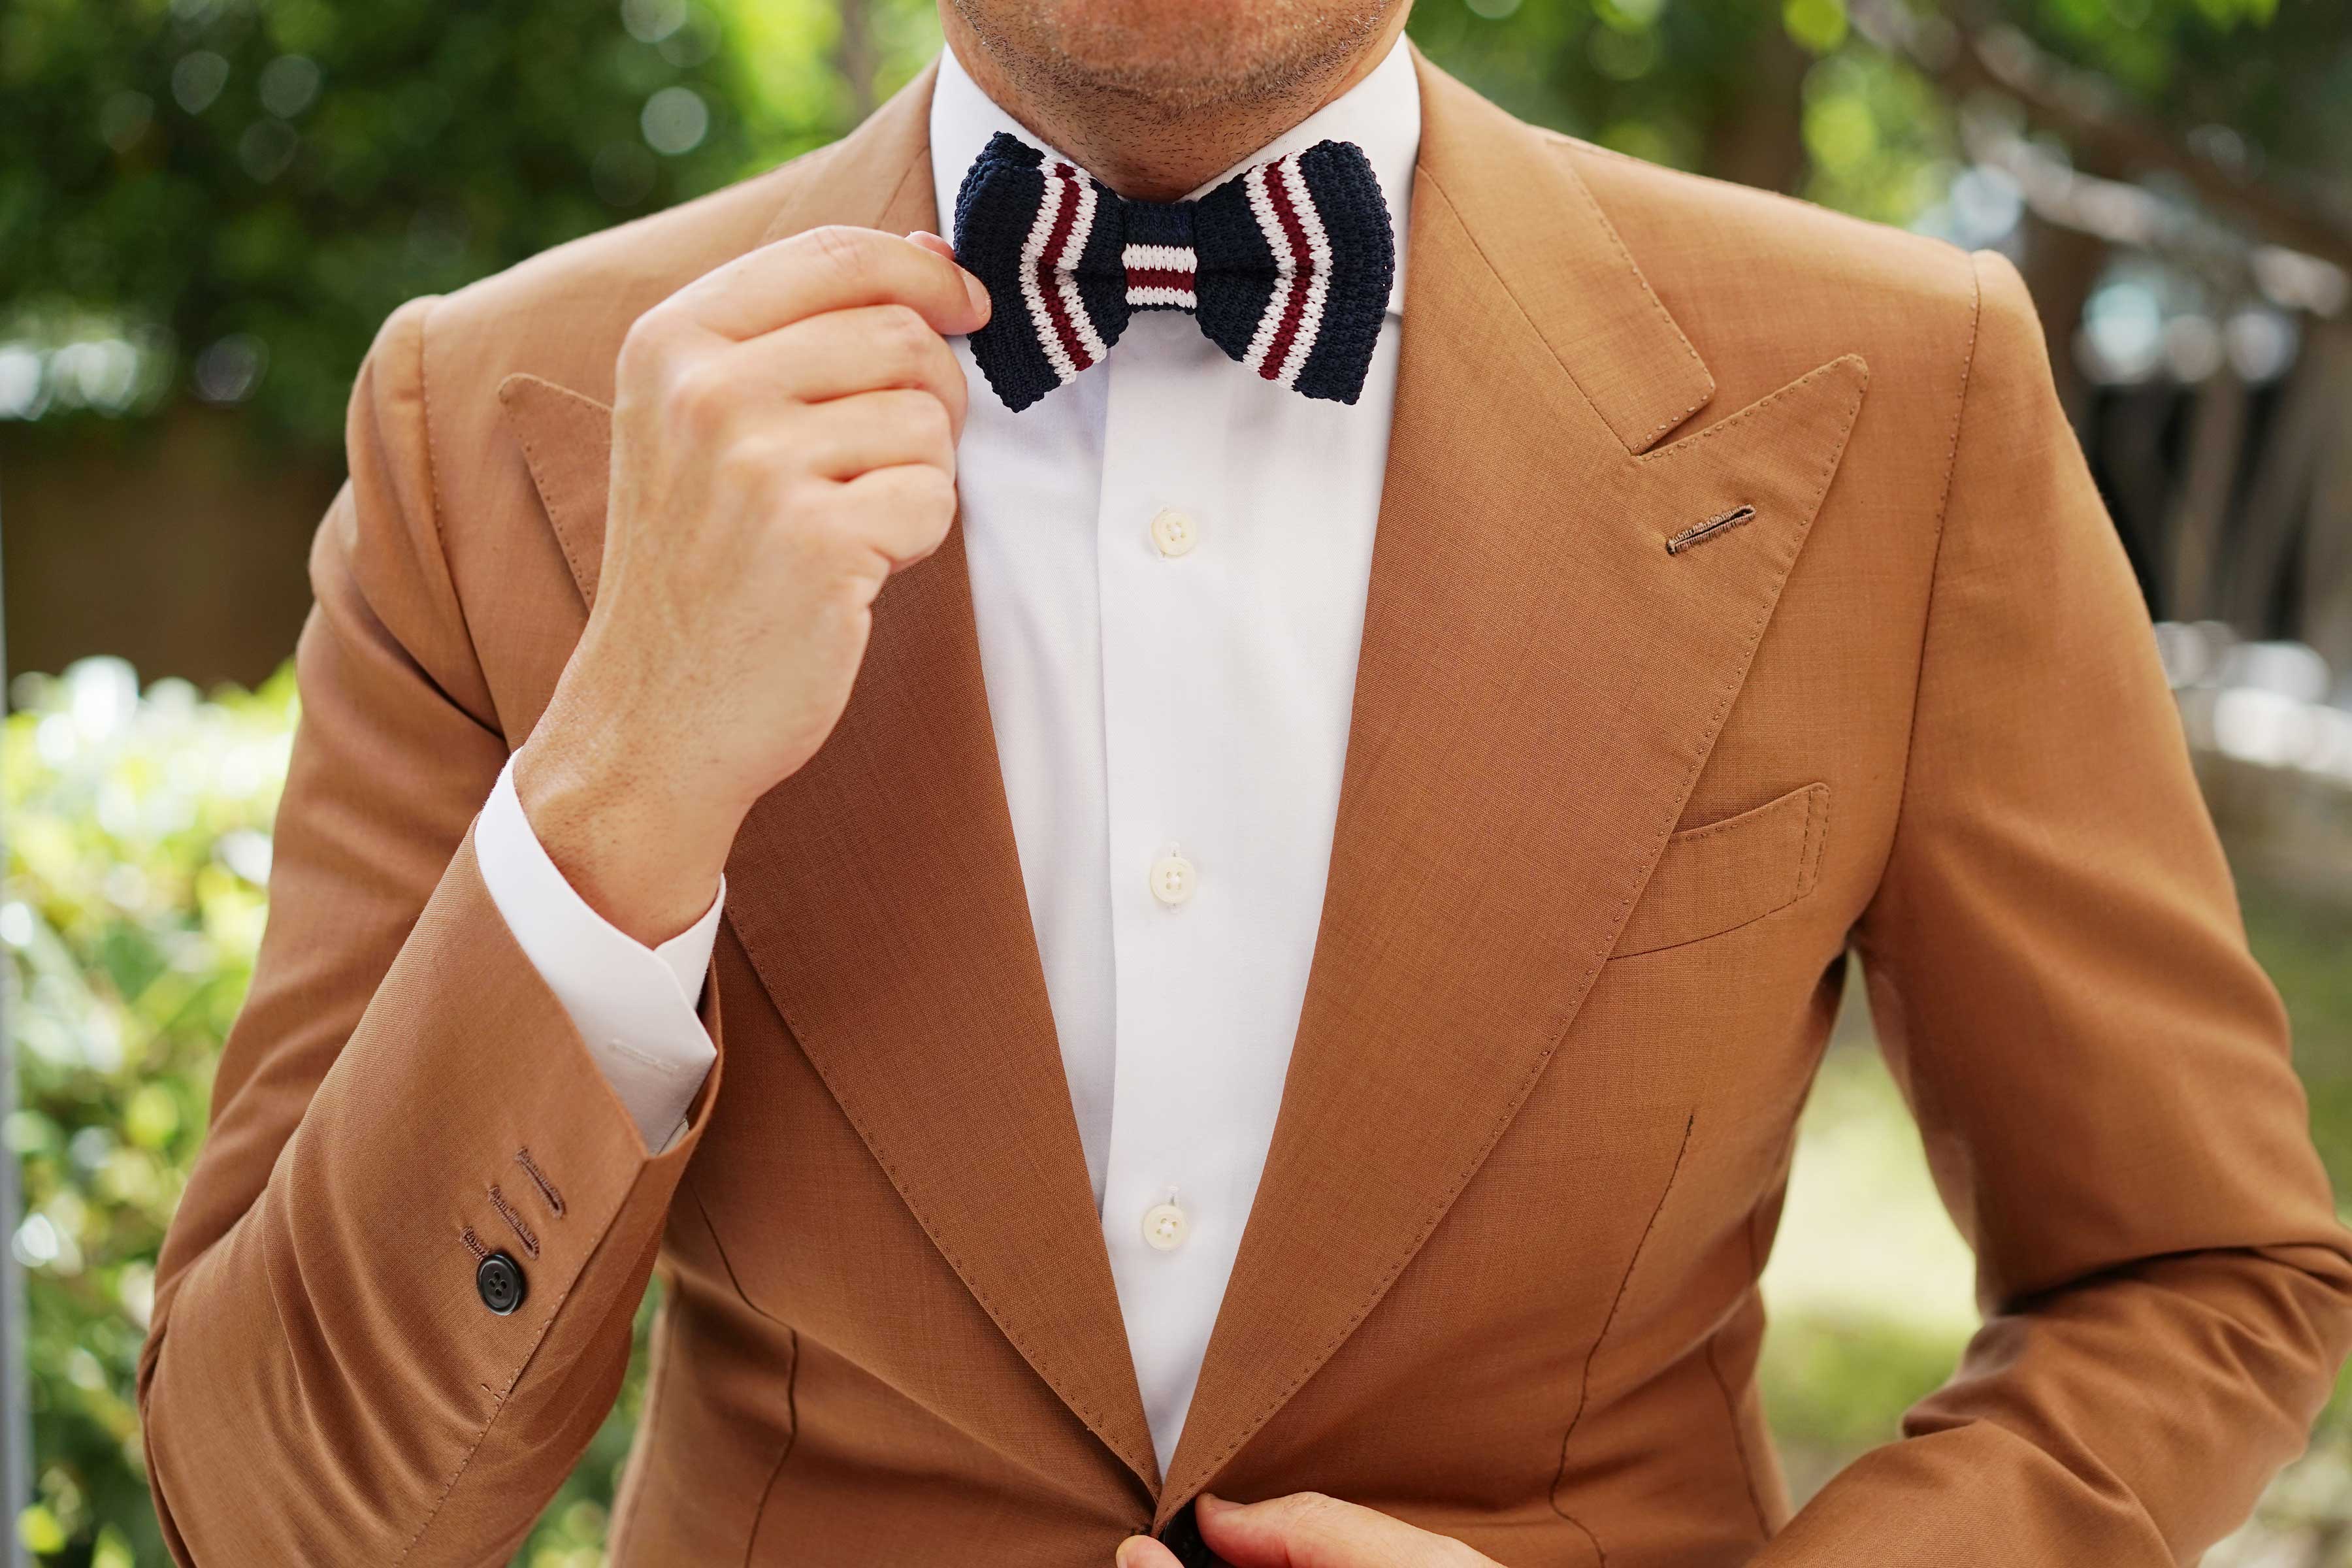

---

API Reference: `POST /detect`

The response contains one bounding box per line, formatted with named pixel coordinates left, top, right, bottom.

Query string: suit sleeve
left=1755, top=250, right=2352, bottom=1565
left=136, top=298, right=723, bottom=1566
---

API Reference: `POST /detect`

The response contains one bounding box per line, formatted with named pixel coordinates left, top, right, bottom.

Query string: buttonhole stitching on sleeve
left=485, top=1184, right=541, bottom=1258
left=514, top=1147, right=566, bottom=1217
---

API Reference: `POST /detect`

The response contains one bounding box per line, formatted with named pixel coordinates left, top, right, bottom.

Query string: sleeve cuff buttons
left=476, top=1250, right=528, bottom=1316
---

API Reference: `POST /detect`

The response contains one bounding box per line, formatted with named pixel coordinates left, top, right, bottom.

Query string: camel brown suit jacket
left=139, top=51, right=2352, bottom=1567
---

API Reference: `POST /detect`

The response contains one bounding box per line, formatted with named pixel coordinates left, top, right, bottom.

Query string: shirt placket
left=1093, top=313, right=1248, bottom=1473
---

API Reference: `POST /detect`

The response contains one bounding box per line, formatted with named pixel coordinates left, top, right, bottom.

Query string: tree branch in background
left=837, top=0, right=879, bottom=122
left=1852, top=0, right=2352, bottom=281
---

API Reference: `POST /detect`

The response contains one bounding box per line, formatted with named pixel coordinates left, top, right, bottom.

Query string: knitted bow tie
left=952, top=132, right=1396, bottom=413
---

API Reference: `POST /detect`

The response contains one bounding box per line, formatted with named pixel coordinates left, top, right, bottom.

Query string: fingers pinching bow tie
left=952, top=132, right=1396, bottom=412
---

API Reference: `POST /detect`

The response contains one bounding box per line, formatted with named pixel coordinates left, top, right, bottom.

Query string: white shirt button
left=1149, top=508, right=1198, bottom=557
left=1142, top=1201, right=1190, bottom=1251
left=1148, top=854, right=1196, bottom=906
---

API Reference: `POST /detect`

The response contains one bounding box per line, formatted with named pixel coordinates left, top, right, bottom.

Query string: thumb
left=904, top=229, right=990, bottom=329
left=1115, top=1534, right=1185, bottom=1568
left=1194, top=1492, right=1439, bottom=1567
left=905, top=228, right=958, bottom=264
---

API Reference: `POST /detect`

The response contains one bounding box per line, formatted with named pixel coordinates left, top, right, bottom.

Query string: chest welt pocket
left=1611, top=783, right=1829, bottom=958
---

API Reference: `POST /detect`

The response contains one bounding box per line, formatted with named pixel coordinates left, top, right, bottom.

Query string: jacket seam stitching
left=414, top=300, right=449, bottom=566
left=410, top=297, right=502, bottom=738
left=1712, top=1203, right=1773, bottom=1541
left=1609, top=883, right=1811, bottom=961
left=1664, top=781, right=1824, bottom=847
left=1416, top=171, right=1618, bottom=439
left=505, top=376, right=601, bottom=602
left=1637, top=355, right=1865, bottom=463
left=740, top=1330, right=803, bottom=1567
left=606, top=1286, right=678, bottom=1565
left=1543, top=143, right=1712, bottom=444
left=1703, top=1330, right=1772, bottom=1538
left=1799, top=783, right=1827, bottom=900
left=1872, top=253, right=1985, bottom=914
left=689, top=1177, right=786, bottom=1327
left=1550, top=1111, right=1696, bottom=1563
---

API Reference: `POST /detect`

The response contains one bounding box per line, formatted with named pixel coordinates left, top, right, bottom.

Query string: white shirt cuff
left=476, top=755, right=723, bottom=1154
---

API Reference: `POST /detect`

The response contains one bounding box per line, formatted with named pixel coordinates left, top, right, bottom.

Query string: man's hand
left=515, top=225, right=989, bottom=944
left=1117, top=1494, right=1499, bottom=1568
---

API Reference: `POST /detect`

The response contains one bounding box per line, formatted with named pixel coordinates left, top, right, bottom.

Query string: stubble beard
left=946, top=0, right=1395, bottom=126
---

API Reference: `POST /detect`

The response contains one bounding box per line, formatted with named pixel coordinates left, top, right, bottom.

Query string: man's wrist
left=512, top=698, right=743, bottom=948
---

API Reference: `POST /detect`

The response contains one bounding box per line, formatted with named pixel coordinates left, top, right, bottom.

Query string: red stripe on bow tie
left=1039, top=165, right=1094, bottom=372
left=1260, top=163, right=1315, bottom=382
left=1124, top=267, right=1196, bottom=292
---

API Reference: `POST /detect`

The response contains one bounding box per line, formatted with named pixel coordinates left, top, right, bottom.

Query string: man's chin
left=953, top=0, right=1396, bottom=116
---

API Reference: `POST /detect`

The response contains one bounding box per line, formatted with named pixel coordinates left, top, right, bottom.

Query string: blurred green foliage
left=1414, top=0, right=2349, bottom=223
left=2246, top=882, right=2352, bottom=1213
left=0, top=661, right=664, bottom=1566
left=0, top=0, right=930, bottom=446
left=5, top=661, right=287, bottom=1565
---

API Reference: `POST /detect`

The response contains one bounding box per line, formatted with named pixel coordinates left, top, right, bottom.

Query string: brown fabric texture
left=139, top=53, right=2352, bottom=1567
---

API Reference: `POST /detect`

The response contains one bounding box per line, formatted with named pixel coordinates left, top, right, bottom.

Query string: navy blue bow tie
left=952, top=132, right=1396, bottom=413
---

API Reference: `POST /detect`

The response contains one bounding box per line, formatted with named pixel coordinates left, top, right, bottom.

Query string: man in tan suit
left=137, top=0, right=2352, bottom=1563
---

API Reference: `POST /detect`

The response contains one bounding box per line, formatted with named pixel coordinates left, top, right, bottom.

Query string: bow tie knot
left=953, top=132, right=1396, bottom=413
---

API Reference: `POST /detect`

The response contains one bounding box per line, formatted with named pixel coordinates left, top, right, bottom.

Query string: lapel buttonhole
left=1665, top=504, right=1757, bottom=556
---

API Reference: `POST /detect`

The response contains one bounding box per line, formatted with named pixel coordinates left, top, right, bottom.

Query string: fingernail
left=1115, top=1537, right=1147, bottom=1567
left=962, top=269, right=992, bottom=322
left=1196, top=1494, right=1233, bottom=1518
left=907, top=228, right=941, bottom=243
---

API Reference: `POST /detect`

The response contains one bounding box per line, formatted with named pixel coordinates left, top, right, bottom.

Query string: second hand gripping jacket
left=136, top=47, right=2352, bottom=1568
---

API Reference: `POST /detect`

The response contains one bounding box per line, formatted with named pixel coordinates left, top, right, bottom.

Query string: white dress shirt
left=475, top=36, right=1419, bottom=1476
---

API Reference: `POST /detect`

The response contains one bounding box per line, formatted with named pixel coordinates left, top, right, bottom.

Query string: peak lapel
left=500, top=65, right=1161, bottom=1495
left=1157, top=59, right=1869, bottom=1517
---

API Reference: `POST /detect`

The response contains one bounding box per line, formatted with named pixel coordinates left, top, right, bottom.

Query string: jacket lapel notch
left=1405, top=56, right=1719, bottom=457
left=1157, top=58, right=1869, bottom=1518
left=498, top=64, right=1162, bottom=1497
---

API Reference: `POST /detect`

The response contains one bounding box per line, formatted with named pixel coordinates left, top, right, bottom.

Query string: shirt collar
left=927, top=33, right=1419, bottom=317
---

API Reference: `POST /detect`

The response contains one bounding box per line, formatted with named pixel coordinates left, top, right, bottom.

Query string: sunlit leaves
left=5, top=658, right=293, bottom=1563
left=1413, top=0, right=2328, bottom=257
left=0, top=657, right=659, bottom=1565
left=0, top=0, right=789, bottom=448
left=1784, top=0, right=1850, bottom=56
left=1800, top=48, right=1955, bottom=223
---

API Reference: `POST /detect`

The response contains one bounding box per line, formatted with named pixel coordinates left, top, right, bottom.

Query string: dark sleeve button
left=476, top=1251, right=527, bottom=1316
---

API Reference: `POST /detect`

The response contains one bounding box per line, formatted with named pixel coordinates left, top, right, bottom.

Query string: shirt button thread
left=1149, top=854, right=1197, bottom=906
left=1150, top=508, right=1198, bottom=558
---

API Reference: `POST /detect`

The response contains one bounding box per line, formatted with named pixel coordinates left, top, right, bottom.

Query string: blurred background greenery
left=4, top=0, right=2351, bottom=1563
